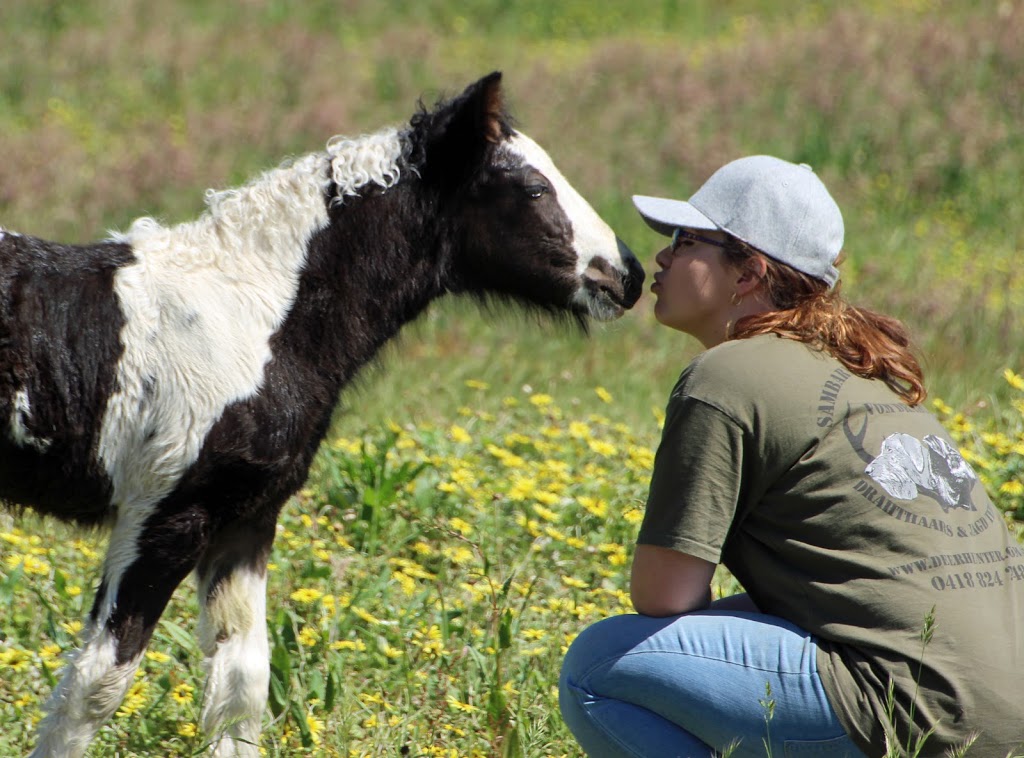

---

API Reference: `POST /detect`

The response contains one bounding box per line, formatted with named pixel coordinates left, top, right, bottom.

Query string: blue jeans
left=559, top=611, right=868, bottom=757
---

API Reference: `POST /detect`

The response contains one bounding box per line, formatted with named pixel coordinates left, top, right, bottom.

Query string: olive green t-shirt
left=639, top=335, right=1024, bottom=756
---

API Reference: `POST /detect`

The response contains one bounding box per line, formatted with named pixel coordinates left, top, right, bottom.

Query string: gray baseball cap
left=633, top=155, right=844, bottom=287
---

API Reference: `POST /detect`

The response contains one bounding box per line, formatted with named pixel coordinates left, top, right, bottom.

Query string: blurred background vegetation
left=1, top=0, right=1021, bottom=431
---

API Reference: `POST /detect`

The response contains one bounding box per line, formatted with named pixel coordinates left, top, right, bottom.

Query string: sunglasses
left=671, top=228, right=727, bottom=250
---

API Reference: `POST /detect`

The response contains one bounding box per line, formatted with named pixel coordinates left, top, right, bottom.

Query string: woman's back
left=642, top=334, right=1023, bottom=753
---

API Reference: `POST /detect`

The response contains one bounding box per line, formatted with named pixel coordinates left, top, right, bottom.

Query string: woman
left=559, top=156, right=1023, bottom=757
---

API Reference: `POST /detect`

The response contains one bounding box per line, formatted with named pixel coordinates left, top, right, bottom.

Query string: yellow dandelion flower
left=569, top=421, right=592, bottom=440
left=578, top=496, right=608, bottom=519
left=999, top=480, right=1024, bottom=496
left=535, top=489, right=560, bottom=506
left=595, top=386, right=613, bottom=403
left=450, top=467, right=476, bottom=487
left=351, top=606, right=382, bottom=625
left=65, top=585, right=82, bottom=598
left=382, top=643, right=404, bottom=660
left=306, top=713, right=324, bottom=745
left=530, top=393, right=554, bottom=408
left=448, top=517, right=474, bottom=536
left=290, top=588, right=324, bottom=604
left=442, top=546, right=475, bottom=566
left=544, top=525, right=567, bottom=541
left=116, top=680, right=149, bottom=718
left=0, top=648, right=33, bottom=671
left=607, top=551, right=628, bottom=567
left=392, top=571, right=416, bottom=596
left=6, top=554, right=51, bottom=576
left=449, top=425, right=472, bottom=444
left=532, top=503, right=559, bottom=523
left=521, top=628, right=546, bottom=641
left=447, top=697, right=479, bottom=713
left=487, top=444, right=526, bottom=469
left=178, top=723, right=198, bottom=737
left=504, top=432, right=532, bottom=447
left=561, top=575, right=589, bottom=589
left=171, top=682, right=194, bottom=704
left=465, top=379, right=489, bottom=390
left=0, top=530, right=25, bottom=546
left=70, top=539, right=99, bottom=560
left=623, top=507, right=644, bottom=525
left=331, top=437, right=362, bottom=455
left=588, top=439, right=617, bottom=457
left=1004, top=368, right=1024, bottom=392
left=297, top=626, right=320, bottom=648
left=627, top=445, right=655, bottom=471
left=60, top=620, right=83, bottom=635
left=329, top=639, right=367, bottom=652
left=508, top=476, right=537, bottom=500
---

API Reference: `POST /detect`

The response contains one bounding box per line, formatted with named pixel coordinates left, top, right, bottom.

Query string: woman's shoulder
left=687, top=334, right=829, bottom=382
left=676, top=335, right=839, bottom=410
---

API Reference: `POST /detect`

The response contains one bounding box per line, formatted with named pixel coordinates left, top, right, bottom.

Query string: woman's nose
left=654, top=246, right=672, bottom=269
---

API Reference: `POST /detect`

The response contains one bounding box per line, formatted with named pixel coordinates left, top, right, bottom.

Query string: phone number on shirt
left=931, top=564, right=1024, bottom=591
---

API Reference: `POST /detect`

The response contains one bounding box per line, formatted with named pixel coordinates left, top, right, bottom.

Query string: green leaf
left=307, top=668, right=326, bottom=702
left=498, top=608, right=514, bottom=650
left=156, top=619, right=201, bottom=657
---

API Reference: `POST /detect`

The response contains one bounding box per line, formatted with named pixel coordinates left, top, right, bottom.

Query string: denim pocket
left=784, top=734, right=866, bottom=757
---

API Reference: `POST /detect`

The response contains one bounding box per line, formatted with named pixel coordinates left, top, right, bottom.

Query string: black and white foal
left=1, top=72, right=643, bottom=756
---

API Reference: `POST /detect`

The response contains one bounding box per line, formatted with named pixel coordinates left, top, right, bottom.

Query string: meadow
left=1, top=0, right=1022, bottom=755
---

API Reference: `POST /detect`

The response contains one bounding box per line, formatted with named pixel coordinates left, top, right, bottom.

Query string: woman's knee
left=563, top=614, right=641, bottom=681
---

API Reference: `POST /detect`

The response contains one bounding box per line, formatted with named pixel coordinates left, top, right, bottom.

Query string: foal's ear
left=419, top=71, right=511, bottom=191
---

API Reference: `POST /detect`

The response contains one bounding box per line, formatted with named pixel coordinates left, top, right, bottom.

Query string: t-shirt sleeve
left=637, top=393, right=746, bottom=565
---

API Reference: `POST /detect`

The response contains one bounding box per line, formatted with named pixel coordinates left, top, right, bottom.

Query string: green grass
left=2, top=386, right=1020, bottom=755
left=1, top=0, right=1023, bottom=754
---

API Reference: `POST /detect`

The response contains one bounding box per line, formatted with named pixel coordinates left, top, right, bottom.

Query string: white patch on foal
left=505, top=132, right=628, bottom=319
left=198, top=568, right=270, bottom=757
left=8, top=389, right=52, bottom=452
left=94, top=128, right=406, bottom=594
left=29, top=626, right=139, bottom=758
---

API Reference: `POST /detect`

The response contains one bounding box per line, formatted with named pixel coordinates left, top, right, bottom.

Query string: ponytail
left=724, top=240, right=926, bottom=406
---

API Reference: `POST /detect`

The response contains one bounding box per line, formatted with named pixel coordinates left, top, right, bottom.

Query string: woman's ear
left=734, top=255, right=768, bottom=297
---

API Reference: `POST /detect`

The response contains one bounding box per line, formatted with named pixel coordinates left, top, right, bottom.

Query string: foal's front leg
left=31, top=508, right=205, bottom=758
left=195, top=522, right=276, bottom=757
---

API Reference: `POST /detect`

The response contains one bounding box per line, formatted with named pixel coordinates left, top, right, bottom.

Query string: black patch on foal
left=0, top=233, right=132, bottom=525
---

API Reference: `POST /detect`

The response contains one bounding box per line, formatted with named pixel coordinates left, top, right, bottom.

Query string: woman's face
left=650, top=228, right=740, bottom=347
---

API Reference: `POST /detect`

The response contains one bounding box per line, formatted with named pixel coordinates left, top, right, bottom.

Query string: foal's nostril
left=617, top=238, right=645, bottom=307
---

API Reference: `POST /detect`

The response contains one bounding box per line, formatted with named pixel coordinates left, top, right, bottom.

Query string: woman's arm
left=630, top=544, right=717, bottom=617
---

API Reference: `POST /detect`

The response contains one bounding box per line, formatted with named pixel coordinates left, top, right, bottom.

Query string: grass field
left=1, top=0, right=1022, bottom=755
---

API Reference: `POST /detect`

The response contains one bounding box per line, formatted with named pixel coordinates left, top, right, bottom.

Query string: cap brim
left=632, top=195, right=719, bottom=237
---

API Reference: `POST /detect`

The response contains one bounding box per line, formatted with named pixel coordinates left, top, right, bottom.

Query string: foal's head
left=414, top=72, right=645, bottom=322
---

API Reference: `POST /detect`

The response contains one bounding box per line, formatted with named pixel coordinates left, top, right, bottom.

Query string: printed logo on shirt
left=865, top=433, right=977, bottom=513
left=841, top=405, right=986, bottom=537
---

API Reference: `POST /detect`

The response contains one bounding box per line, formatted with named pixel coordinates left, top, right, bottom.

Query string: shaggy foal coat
left=1, top=73, right=643, bottom=757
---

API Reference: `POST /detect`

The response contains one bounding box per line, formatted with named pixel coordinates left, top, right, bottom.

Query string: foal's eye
left=524, top=184, right=549, bottom=199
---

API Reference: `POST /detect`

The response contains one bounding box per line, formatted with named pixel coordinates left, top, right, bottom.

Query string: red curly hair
left=723, top=238, right=926, bottom=406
